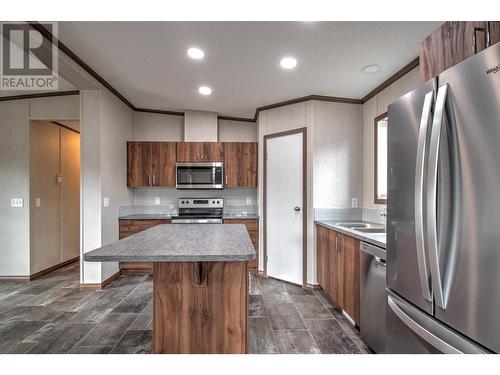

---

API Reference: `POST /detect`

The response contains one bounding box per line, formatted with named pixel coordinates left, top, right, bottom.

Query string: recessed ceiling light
left=198, top=86, right=212, bottom=95
left=280, top=57, right=297, bottom=70
left=187, top=47, right=205, bottom=60
left=362, top=64, right=382, bottom=73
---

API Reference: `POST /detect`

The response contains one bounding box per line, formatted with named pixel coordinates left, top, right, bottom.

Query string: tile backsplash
left=119, top=188, right=258, bottom=217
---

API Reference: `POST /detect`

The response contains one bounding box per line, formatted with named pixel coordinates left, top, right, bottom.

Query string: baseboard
left=304, top=283, right=322, bottom=291
left=0, top=276, right=30, bottom=281
left=79, top=270, right=120, bottom=291
left=29, top=256, right=80, bottom=281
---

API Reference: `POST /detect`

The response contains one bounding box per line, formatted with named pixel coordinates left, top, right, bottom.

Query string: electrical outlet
left=246, top=197, right=252, bottom=206
left=10, top=198, right=23, bottom=208
left=351, top=198, right=359, bottom=208
left=103, top=197, right=110, bottom=208
left=35, top=198, right=41, bottom=207
left=154, top=197, right=161, bottom=205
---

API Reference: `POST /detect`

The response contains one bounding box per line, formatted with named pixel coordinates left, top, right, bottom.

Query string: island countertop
left=84, top=224, right=256, bottom=262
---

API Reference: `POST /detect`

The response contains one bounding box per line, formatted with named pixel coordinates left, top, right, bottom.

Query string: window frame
left=374, top=112, right=388, bottom=205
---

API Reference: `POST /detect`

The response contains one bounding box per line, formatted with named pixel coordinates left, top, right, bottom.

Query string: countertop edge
left=314, top=220, right=386, bottom=249
left=84, top=254, right=256, bottom=262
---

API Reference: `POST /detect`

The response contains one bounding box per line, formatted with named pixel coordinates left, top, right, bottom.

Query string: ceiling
left=57, top=21, right=442, bottom=118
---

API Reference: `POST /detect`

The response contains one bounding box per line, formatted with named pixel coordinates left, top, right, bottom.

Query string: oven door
left=176, top=162, right=224, bottom=189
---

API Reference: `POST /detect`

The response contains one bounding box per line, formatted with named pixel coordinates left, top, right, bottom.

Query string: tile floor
left=0, top=263, right=370, bottom=354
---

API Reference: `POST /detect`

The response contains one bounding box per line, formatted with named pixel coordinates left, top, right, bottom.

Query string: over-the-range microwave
left=175, top=162, right=224, bottom=189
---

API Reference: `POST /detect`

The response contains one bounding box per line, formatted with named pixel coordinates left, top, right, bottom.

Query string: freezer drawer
left=385, top=290, right=489, bottom=354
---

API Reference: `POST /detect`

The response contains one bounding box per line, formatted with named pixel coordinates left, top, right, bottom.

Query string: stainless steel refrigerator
left=386, top=42, right=500, bottom=354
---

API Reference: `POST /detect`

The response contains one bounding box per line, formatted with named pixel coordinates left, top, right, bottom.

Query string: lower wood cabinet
left=316, top=224, right=360, bottom=324
left=223, top=218, right=259, bottom=270
left=118, top=218, right=171, bottom=275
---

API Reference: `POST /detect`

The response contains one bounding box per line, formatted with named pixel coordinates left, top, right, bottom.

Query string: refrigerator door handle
left=414, top=91, right=434, bottom=303
left=427, top=84, right=448, bottom=310
left=387, top=295, right=462, bottom=354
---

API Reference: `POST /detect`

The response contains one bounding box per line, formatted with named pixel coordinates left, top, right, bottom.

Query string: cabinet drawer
left=224, top=219, right=258, bottom=232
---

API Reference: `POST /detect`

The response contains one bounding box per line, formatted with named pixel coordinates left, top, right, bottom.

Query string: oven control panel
left=178, top=198, right=223, bottom=208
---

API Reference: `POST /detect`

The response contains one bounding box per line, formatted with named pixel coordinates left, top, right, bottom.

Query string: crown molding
left=0, top=90, right=79, bottom=102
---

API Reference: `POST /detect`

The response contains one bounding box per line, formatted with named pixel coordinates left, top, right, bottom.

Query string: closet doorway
left=29, top=121, right=80, bottom=278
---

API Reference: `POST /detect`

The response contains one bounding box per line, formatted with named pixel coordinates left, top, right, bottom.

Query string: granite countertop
left=315, top=220, right=386, bottom=249
left=84, top=224, right=256, bottom=262
left=118, top=213, right=259, bottom=220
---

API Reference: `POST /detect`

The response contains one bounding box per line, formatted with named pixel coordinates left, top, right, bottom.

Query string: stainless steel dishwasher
left=359, top=241, right=386, bottom=353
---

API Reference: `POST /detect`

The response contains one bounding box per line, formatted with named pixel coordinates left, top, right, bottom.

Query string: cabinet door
left=420, top=21, right=488, bottom=82
left=316, top=225, right=331, bottom=295
left=152, top=142, right=176, bottom=187
left=342, top=235, right=360, bottom=324
left=224, top=219, right=259, bottom=270
left=490, top=22, right=500, bottom=46
left=223, top=142, right=257, bottom=187
left=176, top=142, right=223, bottom=162
left=127, top=142, right=152, bottom=187
left=331, top=231, right=345, bottom=307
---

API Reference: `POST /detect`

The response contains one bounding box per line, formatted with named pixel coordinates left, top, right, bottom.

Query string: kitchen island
left=84, top=224, right=255, bottom=354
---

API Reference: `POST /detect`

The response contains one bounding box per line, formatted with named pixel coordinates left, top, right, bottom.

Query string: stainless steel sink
left=336, top=222, right=386, bottom=234
left=355, top=227, right=386, bottom=234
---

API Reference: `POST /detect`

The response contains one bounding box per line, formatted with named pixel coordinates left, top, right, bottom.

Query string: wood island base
left=153, top=261, right=248, bottom=354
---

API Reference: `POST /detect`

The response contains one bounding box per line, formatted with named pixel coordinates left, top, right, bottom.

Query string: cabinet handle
left=148, top=175, right=151, bottom=186
left=225, top=175, right=228, bottom=185
left=152, top=174, right=156, bottom=186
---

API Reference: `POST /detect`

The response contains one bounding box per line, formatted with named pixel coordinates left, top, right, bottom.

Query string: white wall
left=99, top=91, right=135, bottom=280
left=133, top=112, right=183, bottom=141
left=0, top=100, right=30, bottom=276
left=0, top=95, right=80, bottom=277
left=312, top=100, right=363, bottom=208
left=362, top=67, right=420, bottom=210
left=218, top=119, right=257, bottom=142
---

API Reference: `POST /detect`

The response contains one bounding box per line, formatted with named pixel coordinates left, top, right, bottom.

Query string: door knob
left=294, top=206, right=301, bottom=212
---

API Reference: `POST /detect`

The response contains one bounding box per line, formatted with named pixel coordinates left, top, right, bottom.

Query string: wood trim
left=134, top=107, right=185, bottom=117
left=305, top=283, right=322, bottom=291
left=361, top=57, right=420, bottom=103
left=79, top=270, right=120, bottom=290
left=253, top=95, right=362, bottom=121
left=0, top=90, right=79, bottom=102
left=263, top=127, right=307, bottom=288
left=51, top=121, right=80, bottom=134
left=28, top=22, right=135, bottom=110
left=374, top=112, right=388, bottom=205
left=29, top=256, right=80, bottom=281
left=217, top=115, right=255, bottom=123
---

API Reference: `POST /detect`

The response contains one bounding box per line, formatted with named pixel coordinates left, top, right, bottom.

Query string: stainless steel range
left=171, top=198, right=223, bottom=224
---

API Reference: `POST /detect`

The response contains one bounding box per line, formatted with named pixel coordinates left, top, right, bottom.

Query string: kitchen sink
left=355, top=227, right=386, bottom=233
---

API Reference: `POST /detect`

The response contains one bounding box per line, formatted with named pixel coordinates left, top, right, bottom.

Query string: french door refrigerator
left=386, top=42, right=500, bottom=354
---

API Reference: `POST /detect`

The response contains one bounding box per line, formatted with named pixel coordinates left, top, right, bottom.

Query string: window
left=374, top=113, right=388, bottom=204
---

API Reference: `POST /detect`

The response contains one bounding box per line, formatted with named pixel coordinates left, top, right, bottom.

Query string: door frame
left=263, top=127, right=307, bottom=288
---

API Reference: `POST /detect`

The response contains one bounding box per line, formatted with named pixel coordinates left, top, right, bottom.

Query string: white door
left=266, top=132, right=303, bottom=285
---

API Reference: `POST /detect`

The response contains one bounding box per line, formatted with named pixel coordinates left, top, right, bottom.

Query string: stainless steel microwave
left=176, top=162, right=224, bottom=189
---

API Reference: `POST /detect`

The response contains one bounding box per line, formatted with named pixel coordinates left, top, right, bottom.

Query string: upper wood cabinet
left=176, top=142, right=223, bottom=162
left=316, top=225, right=360, bottom=325
left=223, top=142, right=258, bottom=187
left=127, top=141, right=176, bottom=187
left=420, top=21, right=500, bottom=82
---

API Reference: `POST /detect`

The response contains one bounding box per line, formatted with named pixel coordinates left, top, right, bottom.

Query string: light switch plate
left=246, top=197, right=252, bottom=206
left=11, top=198, right=23, bottom=208
left=103, top=197, right=110, bottom=208
left=351, top=198, right=359, bottom=208
left=35, top=198, right=41, bottom=207
left=154, top=197, right=161, bottom=205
